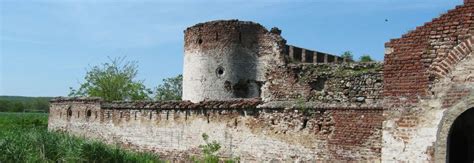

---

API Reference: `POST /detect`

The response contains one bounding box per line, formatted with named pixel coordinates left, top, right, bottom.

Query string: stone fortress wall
left=48, top=1, right=474, bottom=162
left=49, top=97, right=383, bottom=162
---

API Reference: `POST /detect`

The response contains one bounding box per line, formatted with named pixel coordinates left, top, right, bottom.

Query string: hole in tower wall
left=215, top=32, right=219, bottom=41
left=233, top=80, right=250, bottom=98
left=216, top=66, right=225, bottom=77
left=77, top=111, right=80, bottom=118
left=197, top=38, right=203, bottom=45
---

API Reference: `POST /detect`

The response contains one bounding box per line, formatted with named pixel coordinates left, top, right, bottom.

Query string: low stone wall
left=49, top=98, right=383, bottom=162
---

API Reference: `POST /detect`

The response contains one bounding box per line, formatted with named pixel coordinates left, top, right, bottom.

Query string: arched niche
left=434, top=95, right=474, bottom=162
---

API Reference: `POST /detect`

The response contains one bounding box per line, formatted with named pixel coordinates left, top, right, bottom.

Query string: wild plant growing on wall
left=191, top=133, right=239, bottom=163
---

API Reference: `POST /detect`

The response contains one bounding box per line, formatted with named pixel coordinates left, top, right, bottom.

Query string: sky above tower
left=0, top=0, right=464, bottom=96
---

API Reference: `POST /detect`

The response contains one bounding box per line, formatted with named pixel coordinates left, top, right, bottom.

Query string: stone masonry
left=48, top=1, right=473, bottom=162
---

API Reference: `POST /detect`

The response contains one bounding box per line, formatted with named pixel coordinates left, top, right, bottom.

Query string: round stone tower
left=183, top=20, right=272, bottom=102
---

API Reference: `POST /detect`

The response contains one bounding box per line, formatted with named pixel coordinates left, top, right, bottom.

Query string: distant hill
left=0, top=96, right=53, bottom=113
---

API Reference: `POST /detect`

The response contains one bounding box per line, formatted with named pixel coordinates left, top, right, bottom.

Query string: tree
left=341, top=51, right=353, bottom=61
left=359, top=55, right=374, bottom=62
left=155, top=75, right=182, bottom=101
left=69, top=57, right=151, bottom=101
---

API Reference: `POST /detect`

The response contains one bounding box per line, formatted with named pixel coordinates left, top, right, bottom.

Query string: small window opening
left=67, top=107, right=72, bottom=117
left=77, top=111, right=80, bottom=118
left=86, top=110, right=92, bottom=118
left=238, top=32, right=242, bottom=43
left=216, top=66, right=225, bottom=77
left=197, top=38, right=203, bottom=45
left=301, top=119, right=309, bottom=130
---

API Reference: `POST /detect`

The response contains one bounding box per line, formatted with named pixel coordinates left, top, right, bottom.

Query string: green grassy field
left=0, top=112, right=162, bottom=162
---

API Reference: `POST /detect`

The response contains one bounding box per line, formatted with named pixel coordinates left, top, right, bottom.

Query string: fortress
left=48, top=1, right=474, bottom=162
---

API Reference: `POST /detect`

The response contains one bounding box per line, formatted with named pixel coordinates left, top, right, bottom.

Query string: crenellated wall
left=284, top=45, right=349, bottom=64
left=48, top=98, right=383, bottom=162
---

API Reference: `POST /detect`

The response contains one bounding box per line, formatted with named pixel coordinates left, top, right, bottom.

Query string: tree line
left=0, top=96, right=51, bottom=112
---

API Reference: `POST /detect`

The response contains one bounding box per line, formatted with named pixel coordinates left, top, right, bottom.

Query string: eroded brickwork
left=49, top=98, right=382, bottom=162
left=384, top=2, right=474, bottom=104
left=382, top=1, right=474, bottom=162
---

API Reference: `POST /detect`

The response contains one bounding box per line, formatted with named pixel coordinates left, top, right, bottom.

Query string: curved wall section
left=183, top=20, right=269, bottom=102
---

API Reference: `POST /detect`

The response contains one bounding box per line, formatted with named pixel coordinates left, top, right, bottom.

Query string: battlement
left=284, top=45, right=349, bottom=64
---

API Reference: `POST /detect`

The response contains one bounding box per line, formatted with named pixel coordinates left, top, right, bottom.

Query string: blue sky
left=0, top=0, right=464, bottom=97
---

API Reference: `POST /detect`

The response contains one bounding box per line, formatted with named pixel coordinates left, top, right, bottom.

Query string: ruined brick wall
left=382, top=1, right=474, bottom=162
left=264, top=63, right=383, bottom=105
left=382, top=51, right=473, bottom=162
left=384, top=2, right=473, bottom=105
left=49, top=98, right=383, bottom=162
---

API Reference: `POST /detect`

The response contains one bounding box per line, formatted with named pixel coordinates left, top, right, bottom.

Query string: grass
left=0, top=112, right=162, bottom=162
